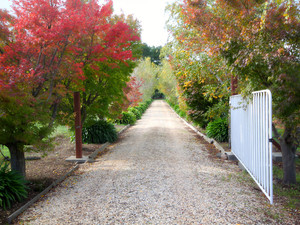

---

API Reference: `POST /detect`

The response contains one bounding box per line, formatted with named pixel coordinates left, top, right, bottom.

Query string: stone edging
left=167, top=104, right=227, bottom=156
left=7, top=164, right=79, bottom=223
left=7, top=124, right=131, bottom=224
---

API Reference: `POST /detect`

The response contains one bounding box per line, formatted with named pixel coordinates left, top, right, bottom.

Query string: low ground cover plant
left=205, top=118, right=228, bottom=142
left=0, top=162, right=27, bottom=210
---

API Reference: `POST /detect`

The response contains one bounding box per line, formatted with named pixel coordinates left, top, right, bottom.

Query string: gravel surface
left=17, top=100, right=296, bottom=224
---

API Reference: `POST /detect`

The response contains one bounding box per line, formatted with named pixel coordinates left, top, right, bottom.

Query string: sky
left=0, top=0, right=176, bottom=47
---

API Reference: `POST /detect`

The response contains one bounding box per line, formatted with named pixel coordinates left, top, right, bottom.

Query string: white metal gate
left=230, top=90, right=273, bottom=204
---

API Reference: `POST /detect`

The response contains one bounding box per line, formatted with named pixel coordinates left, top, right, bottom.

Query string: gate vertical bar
left=268, top=90, right=273, bottom=204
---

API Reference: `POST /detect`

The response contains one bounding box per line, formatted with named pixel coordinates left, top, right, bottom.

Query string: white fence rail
left=230, top=90, right=273, bottom=204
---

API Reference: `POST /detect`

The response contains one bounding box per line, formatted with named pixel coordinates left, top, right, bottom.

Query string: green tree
left=131, top=58, right=158, bottom=101
left=157, top=58, right=178, bottom=105
left=165, top=3, right=231, bottom=127
left=141, top=43, right=162, bottom=65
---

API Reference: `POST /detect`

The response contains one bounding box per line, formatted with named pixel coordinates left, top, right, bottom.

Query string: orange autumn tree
left=165, top=2, right=231, bottom=127
left=0, top=0, right=140, bottom=178
left=178, top=0, right=299, bottom=184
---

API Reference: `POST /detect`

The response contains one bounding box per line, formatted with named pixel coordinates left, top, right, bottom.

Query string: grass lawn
left=0, top=125, right=73, bottom=163
left=273, top=159, right=300, bottom=210
left=0, top=145, right=10, bottom=161
left=0, top=123, right=124, bottom=162
left=50, top=125, right=73, bottom=138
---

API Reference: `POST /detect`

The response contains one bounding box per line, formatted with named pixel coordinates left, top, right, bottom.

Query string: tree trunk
left=280, top=129, right=297, bottom=185
left=7, top=143, right=26, bottom=178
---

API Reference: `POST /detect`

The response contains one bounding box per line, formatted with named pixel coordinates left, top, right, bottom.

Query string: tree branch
left=272, top=123, right=281, bottom=139
left=35, top=46, right=44, bottom=70
left=49, top=48, right=58, bottom=67
left=48, top=99, right=60, bottom=129
left=47, top=41, right=68, bottom=102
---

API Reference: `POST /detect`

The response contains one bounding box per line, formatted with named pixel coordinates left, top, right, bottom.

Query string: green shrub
left=145, top=99, right=153, bottom=107
left=138, top=102, right=147, bottom=113
left=135, top=100, right=152, bottom=114
left=0, top=161, right=28, bottom=210
left=151, top=89, right=165, bottom=99
left=179, top=111, right=186, bottom=118
left=119, top=111, right=136, bottom=125
left=169, top=102, right=186, bottom=119
left=115, top=100, right=152, bottom=126
left=129, top=107, right=142, bottom=120
left=167, top=101, right=175, bottom=108
left=82, top=120, right=118, bottom=144
left=173, top=105, right=179, bottom=113
left=206, top=118, right=228, bottom=142
left=135, top=105, right=145, bottom=114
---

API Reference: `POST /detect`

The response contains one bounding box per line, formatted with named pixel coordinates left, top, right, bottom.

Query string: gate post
left=74, top=92, right=82, bottom=158
left=229, top=75, right=238, bottom=148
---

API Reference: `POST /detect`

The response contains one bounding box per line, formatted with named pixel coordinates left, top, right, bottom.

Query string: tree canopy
left=165, top=0, right=299, bottom=184
left=0, top=0, right=141, bottom=177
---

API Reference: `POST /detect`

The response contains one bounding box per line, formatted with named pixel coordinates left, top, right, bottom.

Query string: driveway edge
left=7, top=124, right=131, bottom=224
left=167, top=103, right=227, bottom=156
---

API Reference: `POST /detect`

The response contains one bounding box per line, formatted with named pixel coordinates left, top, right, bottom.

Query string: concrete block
left=216, top=152, right=228, bottom=160
left=225, top=152, right=238, bottom=161
left=25, top=156, right=41, bottom=160
left=66, top=156, right=89, bottom=163
left=272, top=152, right=282, bottom=162
left=272, top=152, right=298, bottom=162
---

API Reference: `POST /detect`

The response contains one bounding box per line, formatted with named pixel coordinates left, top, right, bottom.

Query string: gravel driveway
left=18, top=100, right=295, bottom=224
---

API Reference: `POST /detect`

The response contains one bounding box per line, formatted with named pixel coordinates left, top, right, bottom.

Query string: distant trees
left=131, top=58, right=158, bottom=101
left=141, top=43, right=162, bottom=65
left=157, top=59, right=178, bottom=105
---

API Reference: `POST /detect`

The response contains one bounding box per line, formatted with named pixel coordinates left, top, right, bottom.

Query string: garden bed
left=0, top=134, right=108, bottom=224
left=0, top=123, right=128, bottom=224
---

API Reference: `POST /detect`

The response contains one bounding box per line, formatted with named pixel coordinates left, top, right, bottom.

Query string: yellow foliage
left=183, top=81, right=192, bottom=88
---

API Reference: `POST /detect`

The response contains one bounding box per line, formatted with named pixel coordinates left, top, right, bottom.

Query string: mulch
left=0, top=135, right=104, bottom=224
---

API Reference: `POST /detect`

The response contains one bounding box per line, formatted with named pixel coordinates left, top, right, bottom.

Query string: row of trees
left=0, top=0, right=298, bottom=186
left=160, top=0, right=299, bottom=184
left=0, top=0, right=143, bottom=178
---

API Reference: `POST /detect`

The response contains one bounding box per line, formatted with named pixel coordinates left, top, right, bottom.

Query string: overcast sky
left=0, top=0, right=175, bottom=47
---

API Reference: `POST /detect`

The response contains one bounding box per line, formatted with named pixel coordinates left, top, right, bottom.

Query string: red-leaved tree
left=0, top=0, right=140, bottom=177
